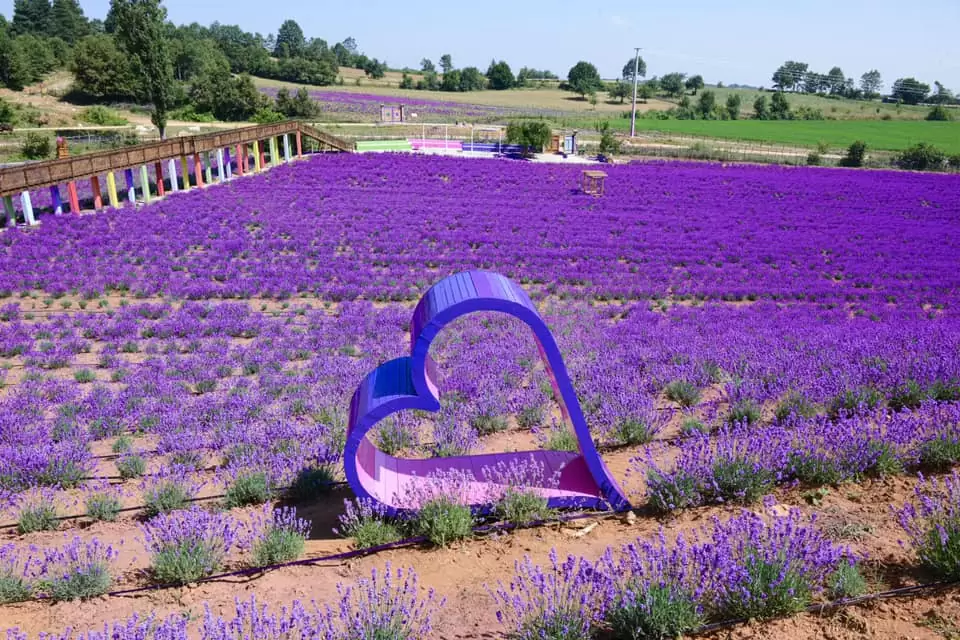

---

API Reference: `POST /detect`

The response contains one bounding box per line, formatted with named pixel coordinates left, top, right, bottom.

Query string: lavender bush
left=38, top=536, right=118, bottom=601
left=0, top=543, right=38, bottom=604
left=242, top=506, right=311, bottom=568
left=897, top=472, right=960, bottom=580
left=140, top=507, right=240, bottom=585
left=335, top=498, right=403, bottom=549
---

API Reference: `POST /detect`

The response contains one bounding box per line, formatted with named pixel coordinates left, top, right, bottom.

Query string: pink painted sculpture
left=344, top=270, right=631, bottom=515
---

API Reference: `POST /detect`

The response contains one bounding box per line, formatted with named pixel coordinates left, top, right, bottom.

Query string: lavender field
left=1, top=155, right=960, bottom=639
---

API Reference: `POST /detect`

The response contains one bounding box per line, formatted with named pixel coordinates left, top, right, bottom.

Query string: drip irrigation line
left=692, top=579, right=960, bottom=635
left=96, top=509, right=612, bottom=599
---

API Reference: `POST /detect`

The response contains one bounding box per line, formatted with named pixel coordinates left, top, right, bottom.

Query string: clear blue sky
left=4, top=0, right=959, bottom=91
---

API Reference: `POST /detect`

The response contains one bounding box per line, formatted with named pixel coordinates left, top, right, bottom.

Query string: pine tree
left=48, top=0, right=88, bottom=43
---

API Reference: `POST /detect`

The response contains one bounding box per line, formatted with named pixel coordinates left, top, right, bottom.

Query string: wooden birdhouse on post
left=56, top=137, right=69, bottom=159
left=581, top=170, right=607, bottom=197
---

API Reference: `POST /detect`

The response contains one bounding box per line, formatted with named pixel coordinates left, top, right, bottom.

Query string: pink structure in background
left=344, top=270, right=631, bottom=516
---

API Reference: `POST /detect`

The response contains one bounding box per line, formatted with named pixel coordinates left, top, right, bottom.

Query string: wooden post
left=269, top=137, right=279, bottom=167
left=105, top=172, right=120, bottom=209
left=3, top=195, right=15, bottom=227
left=253, top=141, right=262, bottom=172
left=124, top=169, right=136, bottom=204
left=296, top=131, right=302, bottom=156
left=139, top=165, right=151, bottom=203
left=67, top=182, right=80, bottom=214
left=224, top=148, right=233, bottom=179
left=204, top=152, right=213, bottom=184
left=193, top=153, right=205, bottom=187
left=180, top=157, right=191, bottom=190
left=216, top=149, right=226, bottom=182
left=236, top=144, right=245, bottom=175
left=20, top=192, right=36, bottom=225
left=91, top=176, right=103, bottom=210
left=155, top=161, right=165, bottom=197
left=168, top=159, right=179, bottom=192
left=49, top=186, right=63, bottom=215
left=283, top=134, right=292, bottom=162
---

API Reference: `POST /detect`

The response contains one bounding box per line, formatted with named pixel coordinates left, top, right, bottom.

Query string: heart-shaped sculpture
left=344, top=270, right=630, bottom=516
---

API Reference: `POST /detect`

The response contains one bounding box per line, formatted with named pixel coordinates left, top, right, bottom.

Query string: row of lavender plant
left=634, top=402, right=960, bottom=512
left=0, top=505, right=311, bottom=604
left=3, top=155, right=958, bottom=305
left=5, top=473, right=958, bottom=637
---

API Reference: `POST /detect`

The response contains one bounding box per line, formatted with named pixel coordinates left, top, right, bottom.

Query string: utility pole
left=629, top=47, right=642, bottom=138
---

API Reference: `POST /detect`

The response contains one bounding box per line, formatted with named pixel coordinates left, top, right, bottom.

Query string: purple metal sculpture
left=344, top=270, right=630, bottom=515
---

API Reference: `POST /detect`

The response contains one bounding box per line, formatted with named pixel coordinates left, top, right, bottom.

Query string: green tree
left=725, top=93, right=742, bottom=120
left=637, top=82, right=654, bottom=102
left=621, top=55, right=646, bottom=82
left=486, top=60, right=514, bottom=90
left=608, top=80, right=631, bottom=103
left=685, top=74, right=704, bottom=95
left=415, top=70, right=439, bottom=91
left=839, top=140, right=867, bottom=167
left=11, top=0, right=51, bottom=36
left=505, top=120, right=551, bottom=155
left=440, top=68, right=461, bottom=92
left=274, top=19, right=305, bottom=58
left=111, top=0, right=175, bottom=138
left=566, top=60, right=603, bottom=98
left=171, top=36, right=228, bottom=82
left=48, top=0, right=87, bottom=43
left=15, top=34, right=59, bottom=81
left=827, top=66, right=845, bottom=95
left=891, top=77, right=930, bottom=105
left=69, top=34, right=137, bottom=98
left=929, top=81, right=955, bottom=106
left=860, top=69, right=882, bottom=98
left=459, top=66, right=485, bottom=91
left=362, top=57, right=386, bottom=79
left=770, top=91, right=791, bottom=119
left=274, top=86, right=318, bottom=118
left=420, top=58, right=434, bottom=73
left=695, top=90, right=716, bottom=118
left=659, top=72, right=686, bottom=97
left=439, top=53, right=453, bottom=74
left=190, top=69, right=265, bottom=121
left=752, top=94, right=769, bottom=119
left=399, top=72, right=414, bottom=89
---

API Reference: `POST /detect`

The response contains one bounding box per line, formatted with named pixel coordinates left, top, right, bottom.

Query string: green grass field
left=593, top=118, right=960, bottom=153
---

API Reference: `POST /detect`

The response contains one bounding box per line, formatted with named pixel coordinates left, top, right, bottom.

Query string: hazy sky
left=4, top=0, right=958, bottom=91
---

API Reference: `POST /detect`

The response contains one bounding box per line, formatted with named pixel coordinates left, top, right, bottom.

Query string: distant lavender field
left=258, top=87, right=567, bottom=121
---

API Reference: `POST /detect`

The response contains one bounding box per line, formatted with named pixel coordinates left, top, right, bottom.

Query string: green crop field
left=593, top=118, right=960, bottom=153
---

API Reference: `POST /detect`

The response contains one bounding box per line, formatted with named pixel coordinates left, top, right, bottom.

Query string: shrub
left=705, top=508, right=854, bottom=620
left=0, top=545, right=36, bottom=604
left=17, top=492, right=58, bottom=534
left=472, top=410, right=510, bottom=435
left=949, top=154, right=960, bottom=170
left=609, top=417, right=659, bottom=446
left=828, top=386, right=883, bottom=418
left=828, top=562, right=867, bottom=599
left=335, top=498, right=403, bottom=549
left=141, top=507, right=240, bottom=585
left=86, top=491, right=122, bottom=522
left=244, top=507, right=310, bottom=568
left=489, top=550, right=606, bottom=640
left=79, top=106, right=128, bottom=126
left=224, top=470, right=273, bottom=508
left=838, top=140, right=867, bottom=167
left=806, top=151, right=822, bottom=166
left=708, top=457, right=775, bottom=504
left=413, top=496, right=473, bottom=547
left=375, top=416, right=418, bottom=455
left=40, top=537, right=116, bottom=601
left=647, top=470, right=701, bottom=513
left=73, top=368, right=95, bottom=383
left=664, top=380, right=702, bottom=408
left=926, top=105, right=953, bottom=121
left=517, top=404, right=545, bottom=429
left=116, top=453, right=146, bottom=479
left=895, top=142, right=946, bottom=171
left=505, top=120, right=553, bottom=155
left=725, top=398, right=761, bottom=425
left=896, top=472, right=960, bottom=579
left=888, top=379, right=928, bottom=411
left=495, top=487, right=553, bottom=526
left=774, top=392, right=817, bottom=421
left=141, top=471, right=196, bottom=518
left=680, top=416, right=710, bottom=436
left=918, top=436, right=960, bottom=472
left=328, top=564, right=441, bottom=638
left=20, top=132, right=53, bottom=160
left=111, top=435, right=132, bottom=454
left=287, top=465, right=336, bottom=502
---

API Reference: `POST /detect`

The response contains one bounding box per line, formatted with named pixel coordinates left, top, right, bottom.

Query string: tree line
left=771, top=61, right=956, bottom=106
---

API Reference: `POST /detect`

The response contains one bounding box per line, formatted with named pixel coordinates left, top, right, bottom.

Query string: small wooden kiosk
left=580, top=170, right=608, bottom=196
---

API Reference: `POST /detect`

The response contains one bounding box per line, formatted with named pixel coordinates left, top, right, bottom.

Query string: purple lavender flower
left=139, top=507, right=240, bottom=585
